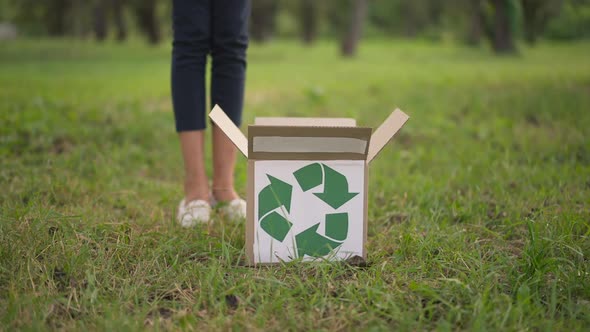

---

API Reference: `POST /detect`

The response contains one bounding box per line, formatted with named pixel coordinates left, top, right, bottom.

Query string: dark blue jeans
left=171, top=0, right=249, bottom=132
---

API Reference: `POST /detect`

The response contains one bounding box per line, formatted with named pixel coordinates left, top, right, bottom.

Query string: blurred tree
left=250, top=0, right=279, bottom=43
left=91, top=0, right=130, bottom=42
left=45, top=0, right=71, bottom=36
left=341, top=0, right=368, bottom=57
left=369, top=0, right=445, bottom=40
left=133, top=0, right=160, bottom=44
left=367, top=0, right=399, bottom=36
left=93, top=0, right=108, bottom=41
left=70, top=1, right=92, bottom=37
left=428, top=0, right=443, bottom=27
left=112, top=0, right=128, bottom=42
left=402, top=0, right=441, bottom=38
left=521, top=0, right=563, bottom=44
left=299, top=0, right=318, bottom=44
left=544, top=0, right=590, bottom=40
left=400, top=1, right=417, bottom=37
left=466, top=0, right=486, bottom=45
left=489, top=0, right=517, bottom=53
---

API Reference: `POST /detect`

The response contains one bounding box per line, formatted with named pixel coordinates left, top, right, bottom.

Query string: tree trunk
left=490, top=0, right=516, bottom=54
left=70, top=0, right=89, bottom=38
left=250, top=0, right=279, bottom=43
left=93, top=0, right=108, bottom=41
left=400, top=1, right=418, bottom=38
left=135, top=0, right=160, bottom=44
left=112, top=0, right=127, bottom=42
left=300, top=0, right=318, bottom=45
left=341, top=0, right=368, bottom=57
left=45, top=0, right=70, bottom=36
left=428, top=0, right=443, bottom=27
left=466, top=0, right=484, bottom=45
left=521, top=0, right=536, bottom=44
left=523, top=0, right=565, bottom=45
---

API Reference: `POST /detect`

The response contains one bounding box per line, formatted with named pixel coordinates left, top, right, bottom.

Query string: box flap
left=255, top=117, right=356, bottom=127
left=209, top=105, right=248, bottom=157
left=367, top=108, right=410, bottom=162
left=249, top=125, right=372, bottom=161
left=367, top=109, right=409, bottom=163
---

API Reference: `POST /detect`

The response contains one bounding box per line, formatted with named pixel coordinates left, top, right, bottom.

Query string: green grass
left=1, top=38, right=589, bottom=331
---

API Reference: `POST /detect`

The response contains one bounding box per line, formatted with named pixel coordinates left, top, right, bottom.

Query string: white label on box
left=253, top=160, right=365, bottom=263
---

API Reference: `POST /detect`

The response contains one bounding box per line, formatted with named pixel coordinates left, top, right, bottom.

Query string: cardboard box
left=209, top=105, right=409, bottom=265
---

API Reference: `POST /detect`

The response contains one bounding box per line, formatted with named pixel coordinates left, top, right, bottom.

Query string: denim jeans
left=171, top=0, right=250, bottom=131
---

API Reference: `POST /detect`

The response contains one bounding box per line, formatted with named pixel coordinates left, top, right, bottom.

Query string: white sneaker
left=177, top=199, right=211, bottom=227
left=212, top=198, right=247, bottom=220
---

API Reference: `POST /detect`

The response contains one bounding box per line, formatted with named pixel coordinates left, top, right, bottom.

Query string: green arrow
left=324, top=213, right=348, bottom=241
left=314, top=164, right=358, bottom=209
left=295, top=223, right=343, bottom=258
left=258, top=175, right=293, bottom=217
left=294, top=163, right=323, bottom=192
left=260, top=211, right=292, bottom=242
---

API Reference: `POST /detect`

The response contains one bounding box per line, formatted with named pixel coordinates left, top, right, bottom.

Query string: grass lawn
left=0, top=38, right=589, bottom=331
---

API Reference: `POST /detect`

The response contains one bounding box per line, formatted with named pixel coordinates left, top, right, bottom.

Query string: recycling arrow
left=260, top=211, right=292, bottom=242
left=294, top=163, right=358, bottom=209
left=258, top=175, right=293, bottom=241
left=324, top=212, right=348, bottom=241
left=258, top=175, right=292, bottom=217
left=293, top=163, right=323, bottom=192
left=295, top=213, right=349, bottom=257
left=295, top=224, right=340, bottom=257
left=314, top=164, right=358, bottom=209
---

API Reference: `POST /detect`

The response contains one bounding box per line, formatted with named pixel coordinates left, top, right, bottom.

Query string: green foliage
left=368, top=0, right=447, bottom=38
left=1, top=39, right=590, bottom=330
left=545, top=1, right=590, bottom=40
left=2, top=0, right=590, bottom=43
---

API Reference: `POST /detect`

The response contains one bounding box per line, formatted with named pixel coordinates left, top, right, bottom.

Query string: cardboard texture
left=209, top=105, right=249, bottom=157
left=209, top=104, right=409, bottom=265
left=255, top=117, right=357, bottom=127
left=367, top=109, right=409, bottom=163
left=248, top=126, right=372, bottom=161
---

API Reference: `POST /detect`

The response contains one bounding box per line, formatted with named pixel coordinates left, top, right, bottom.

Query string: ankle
left=184, top=192, right=210, bottom=203
left=184, top=183, right=210, bottom=203
left=212, top=187, right=239, bottom=202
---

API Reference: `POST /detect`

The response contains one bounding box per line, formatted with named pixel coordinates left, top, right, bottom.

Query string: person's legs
left=171, top=0, right=211, bottom=203
left=211, top=125, right=238, bottom=201
left=210, top=0, right=250, bottom=202
left=179, top=131, right=209, bottom=202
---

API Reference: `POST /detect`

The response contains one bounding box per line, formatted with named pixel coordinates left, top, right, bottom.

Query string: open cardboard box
left=210, top=105, right=409, bottom=265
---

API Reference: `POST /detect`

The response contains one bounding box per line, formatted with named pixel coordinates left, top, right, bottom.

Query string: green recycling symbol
left=258, top=163, right=359, bottom=258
